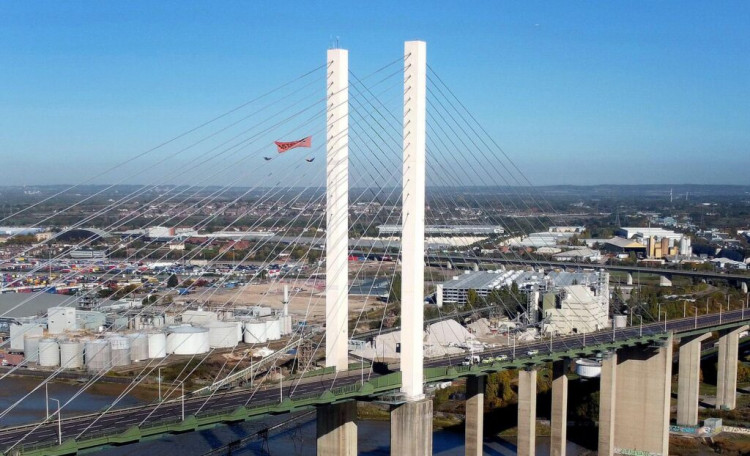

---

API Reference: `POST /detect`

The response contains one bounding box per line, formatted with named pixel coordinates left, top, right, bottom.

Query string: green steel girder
left=6, top=323, right=742, bottom=456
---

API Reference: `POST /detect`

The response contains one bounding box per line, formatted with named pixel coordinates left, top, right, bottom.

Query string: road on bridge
left=1, top=308, right=748, bottom=454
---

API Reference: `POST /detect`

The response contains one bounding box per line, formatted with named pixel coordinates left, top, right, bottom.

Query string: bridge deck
left=1, top=308, right=748, bottom=456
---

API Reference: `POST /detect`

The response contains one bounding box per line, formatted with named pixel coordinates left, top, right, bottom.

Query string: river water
left=0, top=377, right=591, bottom=455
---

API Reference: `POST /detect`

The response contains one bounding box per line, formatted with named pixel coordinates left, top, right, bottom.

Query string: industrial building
left=439, top=269, right=610, bottom=335
left=376, top=224, right=504, bottom=236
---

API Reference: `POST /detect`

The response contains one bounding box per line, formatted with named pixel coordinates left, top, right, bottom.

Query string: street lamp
left=181, top=382, right=185, bottom=421
left=658, top=303, right=662, bottom=321
left=49, top=397, right=62, bottom=445
left=637, top=315, right=643, bottom=337
left=662, top=311, right=667, bottom=332
left=157, top=367, right=164, bottom=402
left=45, top=383, right=49, bottom=420
left=683, top=302, right=687, bottom=318
left=693, top=306, right=698, bottom=329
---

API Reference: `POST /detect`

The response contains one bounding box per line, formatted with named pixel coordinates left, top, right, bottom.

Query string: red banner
left=275, top=136, right=312, bottom=153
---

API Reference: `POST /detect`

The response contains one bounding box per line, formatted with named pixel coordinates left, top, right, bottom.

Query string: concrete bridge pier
left=472, top=262, right=480, bottom=272
left=677, top=333, right=711, bottom=426
left=659, top=275, right=672, bottom=287
left=550, top=359, right=569, bottom=456
left=517, top=369, right=537, bottom=456
left=390, top=399, right=433, bottom=456
left=613, top=336, right=672, bottom=456
left=741, top=282, right=748, bottom=294
left=717, top=325, right=749, bottom=410
left=598, top=353, right=617, bottom=456
left=626, top=273, right=633, bottom=286
left=316, top=401, right=357, bottom=456
left=465, top=375, right=485, bottom=456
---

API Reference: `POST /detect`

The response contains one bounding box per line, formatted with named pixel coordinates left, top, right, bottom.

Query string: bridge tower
left=325, top=47, right=349, bottom=372
left=317, top=47, right=358, bottom=456
left=390, top=40, right=432, bottom=456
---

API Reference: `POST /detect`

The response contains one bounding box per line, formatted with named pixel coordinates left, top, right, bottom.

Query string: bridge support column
left=598, top=353, right=617, bottom=456
left=659, top=275, right=672, bottom=287
left=626, top=273, right=633, bottom=286
left=517, top=369, right=536, bottom=456
left=677, top=333, right=711, bottom=425
left=317, top=401, right=357, bottom=456
left=325, top=47, right=349, bottom=371
left=741, top=282, right=748, bottom=294
left=391, top=398, right=433, bottom=456
left=465, top=375, right=485, bottom=456
left=472, top=262, right=479, bottom=272
left=717, top=325, right=749, bottom=410
left=614, top=335, right=672, bottom=456
left=551, top=359, right=569, bottom=456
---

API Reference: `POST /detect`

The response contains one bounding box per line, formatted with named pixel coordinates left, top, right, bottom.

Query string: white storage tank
left=167, top=326, right=209, bottom=355
left=38, top=338, right=60, bottom=367
left=85, top=339, right=111, bottom=372
left=264, top=319, right=281, bottom=341
left=280, top=316, right=293, bottom=336
left=613, top=315, right=627, bottom=328
left=243, top=321, right=267, bottom=344
left=207, top=321, right=239, bottom=348
left=108, top=336, right=131, bottom=367
left=127, top=333, right=149, bottom=362
left=181, top=310, right=217, bottom=326
left=10, top=323, right=44, bottom=352
left=235, top=321, right=243, bottom=342
left=575, top=359, right=602, bottom=378
left=60, top=340, right=84, bottom=369
left=23, top=335, right=42, bottom=363
left=147, top=332, right=167, bottom=359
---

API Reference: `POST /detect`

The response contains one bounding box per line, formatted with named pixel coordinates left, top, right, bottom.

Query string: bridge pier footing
left=598, top=353, right=617, bottom=456
left=677, top=333, right=711, bottom=425
left=517, top=369, right=536, bottom=456
left=550, top=359, right=569, bottom=456
left=626, top=273, right=633, bottom=286
left=465, top=375, right=485, bottom=456
left=717, top=325, right=749, bottom=410
left=390, top=398, right=433, bottom=456
left=316, top=401, right=357, bottom=456
left=614, top=336, right=672, bottom=456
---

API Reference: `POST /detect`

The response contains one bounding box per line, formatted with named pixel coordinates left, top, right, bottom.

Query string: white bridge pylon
left=324, top=42, right=427, bottom=397
left=325, top=47, right=350, bottom=371
left=400, top=40, right=427, bottom=400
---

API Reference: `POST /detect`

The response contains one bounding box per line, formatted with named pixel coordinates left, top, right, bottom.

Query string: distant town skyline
left=1, top=1, right=748, bottom=186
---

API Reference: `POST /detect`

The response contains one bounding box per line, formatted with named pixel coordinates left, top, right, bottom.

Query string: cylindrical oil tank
left=235, top=321, right=243, bottom=342
left=181, top=310, right=217, bottom=326
left=147, top=332, right=167, bottom=358
left=575, top=359, right=602, bottom=378
left=167, top=326, right=209, bottom=355
left=60, top=340, right=84, bottom=369
left=207, top=321, right=239, bottom=348
left=243, top=322, right=267, bottom=344
left=280, top=316, right=293, bottom=335
left=24, top=335, right=42, bottom=363
left=264, top=319, right=281, bottom=341
left=38, top=338, right=60, bottom=367
left=127, top=333, right=149, bottom=362
left=85, top=340, right=111, bottom=372
left=613, top=315, right=627, bottom=328
left=108, top=336, right=131, bottom=367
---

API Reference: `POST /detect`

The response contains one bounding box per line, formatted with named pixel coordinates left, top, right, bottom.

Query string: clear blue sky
left=1, top=1, right=748, bottom=186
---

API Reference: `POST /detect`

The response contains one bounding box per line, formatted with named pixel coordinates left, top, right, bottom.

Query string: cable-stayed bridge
left=0, top=41, right=748, bottom=456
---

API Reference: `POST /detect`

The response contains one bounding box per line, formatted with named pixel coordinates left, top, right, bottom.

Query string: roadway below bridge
left=1, top=308, right=749, bottom=455
left=427, top=255, right=750, bottom=282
